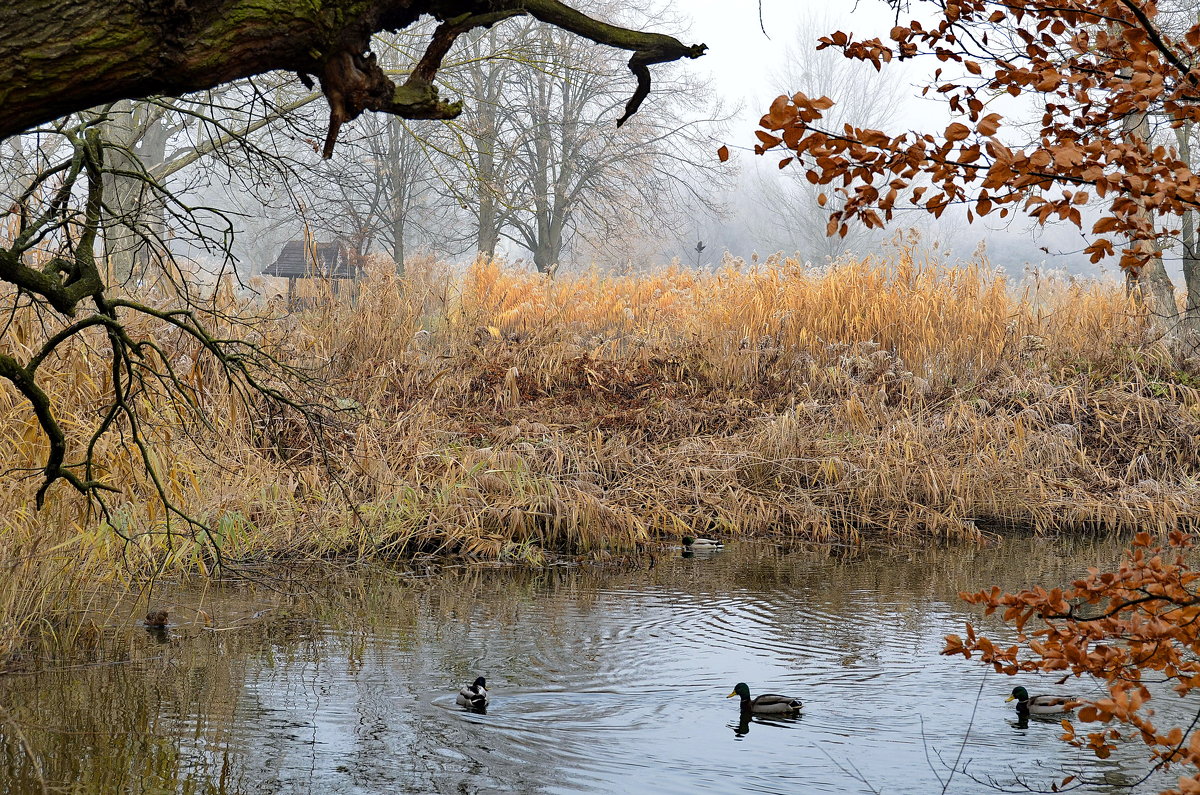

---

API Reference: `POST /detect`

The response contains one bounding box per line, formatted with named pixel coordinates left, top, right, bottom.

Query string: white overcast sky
left=682, top=0, right=907, bottom=132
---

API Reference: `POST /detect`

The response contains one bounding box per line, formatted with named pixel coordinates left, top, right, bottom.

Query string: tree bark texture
left=1123, top=103, right=1182, bottom=340
left=0, top=0, right=705, bottom=151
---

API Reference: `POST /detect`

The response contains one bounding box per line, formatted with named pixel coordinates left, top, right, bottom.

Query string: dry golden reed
left=1, top=247, right=1198, bottom=662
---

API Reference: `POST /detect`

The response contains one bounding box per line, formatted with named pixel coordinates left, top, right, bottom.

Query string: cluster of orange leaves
left=724, top=0, right=1200, bottom=272
left=943, top=532, right=1200, bottom=794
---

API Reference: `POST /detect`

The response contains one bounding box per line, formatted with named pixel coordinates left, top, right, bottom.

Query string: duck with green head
left=728, top=682, right=803, bottom=715
left=1006, top=686, right=1075, bottom=717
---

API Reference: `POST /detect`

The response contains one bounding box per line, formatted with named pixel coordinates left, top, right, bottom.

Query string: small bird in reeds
left=457, top=676, right=489, bottom=711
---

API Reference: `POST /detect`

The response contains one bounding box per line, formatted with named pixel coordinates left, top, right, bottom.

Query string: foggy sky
left=681, top=0, right=1133, bottom=280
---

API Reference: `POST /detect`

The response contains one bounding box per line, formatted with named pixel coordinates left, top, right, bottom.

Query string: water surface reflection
left=0, top=537, right=1188, bottom=793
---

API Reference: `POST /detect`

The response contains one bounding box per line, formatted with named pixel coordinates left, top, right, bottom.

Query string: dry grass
left=1, top=246, right=1199, bottom=663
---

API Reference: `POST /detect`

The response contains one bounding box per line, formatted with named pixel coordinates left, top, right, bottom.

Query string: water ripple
left=0, top=538, right=1183, bottom=795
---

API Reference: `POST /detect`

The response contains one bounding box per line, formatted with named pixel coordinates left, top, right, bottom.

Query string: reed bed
left=1, top=247, right=1198, bottom=663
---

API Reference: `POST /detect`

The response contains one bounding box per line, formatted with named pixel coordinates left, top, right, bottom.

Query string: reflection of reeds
left=1, top=250, right=1198, bottom=662
left=0, top=536, right=1136, bottom=793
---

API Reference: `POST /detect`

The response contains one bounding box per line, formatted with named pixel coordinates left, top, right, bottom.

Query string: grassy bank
left=2, top=248, right=1199, bottom=662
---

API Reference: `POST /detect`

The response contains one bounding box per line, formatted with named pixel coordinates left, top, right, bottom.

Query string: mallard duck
left=728, top=682, right=802, bottom=714
left=456, top=676, right=489, bottom=710
left=682, top=537, right=724, bottom=551
left=1006, top=686, right=1075, bottom=716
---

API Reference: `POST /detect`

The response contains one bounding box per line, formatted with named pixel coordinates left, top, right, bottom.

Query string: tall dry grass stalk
left=1, top=247, right=1197, bottom=664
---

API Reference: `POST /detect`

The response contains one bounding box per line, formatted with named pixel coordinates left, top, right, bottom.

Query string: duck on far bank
left=1006, top=686, right=1076, bottom=717
left=728, top=682, right=803, bottom=715
left=682, top=537, right=724, bottom=551
left=457, top=676, right=489, bottom=710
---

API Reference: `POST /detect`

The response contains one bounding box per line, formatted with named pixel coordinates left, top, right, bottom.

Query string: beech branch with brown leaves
left=741, top=0, right=1200, bottom=272
left=944, top=531, right=1200, bottom=793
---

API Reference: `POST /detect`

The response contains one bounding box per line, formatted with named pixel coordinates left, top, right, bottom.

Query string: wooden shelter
left=262, top=240, right=360, bottom=305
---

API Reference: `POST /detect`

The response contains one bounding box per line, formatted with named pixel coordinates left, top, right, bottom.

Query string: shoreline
left=2, top=255, right=1198, bottom=663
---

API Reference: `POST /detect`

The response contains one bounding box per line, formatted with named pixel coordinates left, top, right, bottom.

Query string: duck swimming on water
left=682, top=537, right=724, bottom=551
left=457, top=677, right=489, bottom=710
left=1006, top=685, right=1076, bottom=717
left=727, top=682, right=803, bottom=715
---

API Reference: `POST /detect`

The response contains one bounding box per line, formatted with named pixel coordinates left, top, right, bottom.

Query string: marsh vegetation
left=2, top=251, right=1196, bottom=667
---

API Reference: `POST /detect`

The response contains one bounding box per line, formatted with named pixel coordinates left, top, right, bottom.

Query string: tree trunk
left=1185, top=227, right=1200, bottom=329
left=477, top=171, right=499, bottom=259
left=100, top=101, right=150, bottom=285
left=98, top=100, right=181, bottom=285
left=471, top=43, right=503, bottom=259
left=392, top=208, right=407, bottom=276
left=1129, top=254, right=1179, bottom=330
left=1175, top=120, right=1200, bottom=347
left=1123, top=105, right=1180, bottom=339
left=533, top=234, right=562, bottom=275
left=388, top=117, right=408, bottom=275
left=0, top=1, right=435, bottom=139
left=529, top=59, right=555, bottom=275
left=476, top=118, right=500, bottom=258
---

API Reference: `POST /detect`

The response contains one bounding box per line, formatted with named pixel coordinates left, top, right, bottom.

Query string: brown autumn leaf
left=977, top=113, right=1002, bottom=136
left=945, top=122, right=971, bottom=142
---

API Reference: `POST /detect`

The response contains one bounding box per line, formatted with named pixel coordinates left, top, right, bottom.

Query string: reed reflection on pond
left=0, top=537, right=1182, bottom=794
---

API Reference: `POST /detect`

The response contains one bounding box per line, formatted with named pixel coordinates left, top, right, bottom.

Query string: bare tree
left=464, top=2, right=728, bottom=272
left=749, top=13, right=908, bottom=261
left=442, top=23, right=540, bottom=258
left=301, top=111, right=452, bottom=270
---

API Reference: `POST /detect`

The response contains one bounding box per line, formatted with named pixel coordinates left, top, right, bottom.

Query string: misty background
left=5, top=0, right=1143, bottom=290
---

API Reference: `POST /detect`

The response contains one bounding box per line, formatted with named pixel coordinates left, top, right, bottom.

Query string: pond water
left=0, top=537, right=1192, bottom=794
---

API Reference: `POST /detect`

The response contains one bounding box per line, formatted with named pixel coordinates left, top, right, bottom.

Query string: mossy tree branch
left=0, top=0, right=704, bottom=157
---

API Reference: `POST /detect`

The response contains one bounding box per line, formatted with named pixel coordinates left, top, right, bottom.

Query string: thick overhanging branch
left=310, top=0, right=705, bottom=156
left=508, top=0, right=707, bottom=126
left=1, top=0, right=705, bottom=147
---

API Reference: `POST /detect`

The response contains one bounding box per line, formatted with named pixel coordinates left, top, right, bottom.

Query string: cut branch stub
left=507, top=0, right=707, bottom=127
left=618, top=43, right=707, bottom=127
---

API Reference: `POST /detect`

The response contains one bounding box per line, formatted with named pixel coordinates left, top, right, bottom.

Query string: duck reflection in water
left=730, top=712, right=802, bottom=738
left=144, top=625, right=170, bottom=644
left=733, top=713, right=752, bottom=737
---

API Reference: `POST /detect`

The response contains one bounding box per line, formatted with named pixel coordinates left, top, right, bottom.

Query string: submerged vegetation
left=2, top=247, right=1199, bottom=663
